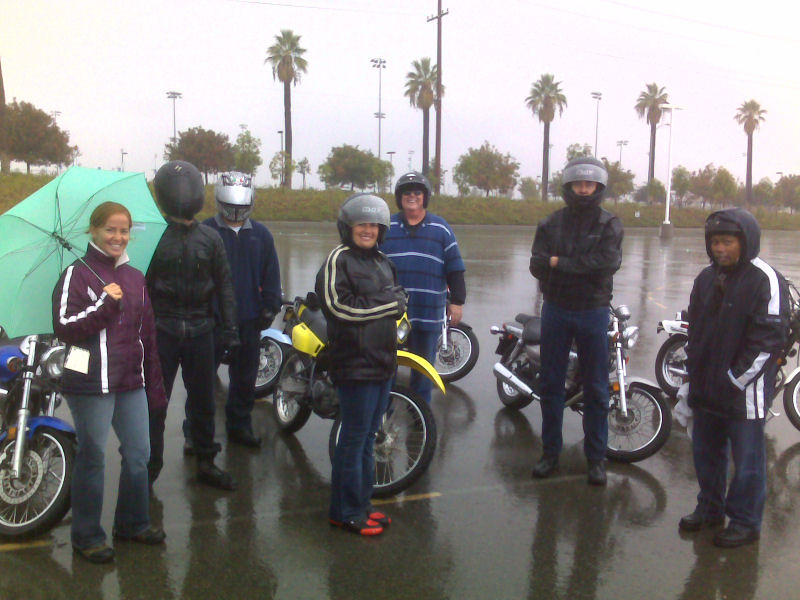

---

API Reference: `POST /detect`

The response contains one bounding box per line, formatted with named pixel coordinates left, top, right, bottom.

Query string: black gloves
left=218, top=330, right=241, bottom=365
left=258, top=308, right=276, bottom=330
left=388, top=285, right=408, bottom=316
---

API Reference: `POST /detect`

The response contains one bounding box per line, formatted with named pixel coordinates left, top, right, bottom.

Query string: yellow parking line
left=0, top=539, right=52, bottom=552
left=372, top=492, right=442, bottom=505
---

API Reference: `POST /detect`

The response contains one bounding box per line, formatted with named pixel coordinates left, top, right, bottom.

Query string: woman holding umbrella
left=51, top=201, right=167, bottom=564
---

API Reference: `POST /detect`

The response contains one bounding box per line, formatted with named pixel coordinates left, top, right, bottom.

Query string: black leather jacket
left=146, top=219, right=238, bottom=339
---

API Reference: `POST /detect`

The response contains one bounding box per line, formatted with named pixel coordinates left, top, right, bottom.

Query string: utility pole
left=371, top=58, right=386, bottom=160
left=428, top=0, right=448, bottom=195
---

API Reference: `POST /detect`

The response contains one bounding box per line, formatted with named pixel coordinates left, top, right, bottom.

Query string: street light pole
left=166, top=91, right=182, bottom=143
left=408, top=150, right=414, bottom=170
left=120, top=149, right=128, bottom=172
left=371, top=58, right=386, bottom=160
left=387, top=151, right=395, bottom=166
left=659, top=104, right=683, bottom=239
left=616, top=140, right=628, bottom=165
left=591, top=92, right=602, bottom=157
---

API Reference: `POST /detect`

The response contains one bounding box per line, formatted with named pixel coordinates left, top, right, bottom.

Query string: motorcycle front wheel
left=654, top=334, right=688, bottom=398
left=782, top=375, right=800, bottom=431
left=272, top=352, right=313, bottom=433
left=328, top=385, right=437, bottom=497
left=606, top=385, right=672, bottom=463
left=255, top=337, right=285, bottom=398
left=435, top=325, right=480, bottom=383
left=0, top=429, right=74, bottom=538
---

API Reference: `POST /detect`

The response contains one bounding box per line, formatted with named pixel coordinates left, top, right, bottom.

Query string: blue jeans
left=330, top=380, right=391, bottom=522
left=406, top=329, right=439, bottom=404
left=539, top=302, right=610, bottom=462
left=691, top=408, right=766, bottom=530
left=66, top=388, right=151, bottom=549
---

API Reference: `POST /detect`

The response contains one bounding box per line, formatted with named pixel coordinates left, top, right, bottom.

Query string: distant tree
left=317, top=144, right=390, bottom=191
left=635, top=179, right=666, bottom=204
left=565, top=143, right=592, bottom=162
left=269, top=151, right=296, bottom=185
left=752, top=177, right=774, bottom=210
left=518, top=176, right=541, bottom=201
left=0, top=58, right=8, bottom=174
left=265, top=29, right=307, bottom=188
left=634, top=83, right=668, bottom=183
left=4, top=100, right=72, bottom=173
left=775, top=174, right=800, bottom=214
left=601, top=159, right=635, bottom=203
left=549, top=170, right=564, bottom=200
left=297, top=157, right=310, bottom=189
left=690, top=164, right=717, bottom=209
left=233, top=129, right=262, bottom=175
left=671, top=165, right=692, bottom=207
left=525, top=74, right=567, bottom=202
left=404, top=58, right=439, bottom=176
left=452, top=142, right=520, bottom=197
left=164, top=126, right=235, bottom=184
left=734, top=100, right=766, bottom=208
left=711, top=166, right=738, bottom=207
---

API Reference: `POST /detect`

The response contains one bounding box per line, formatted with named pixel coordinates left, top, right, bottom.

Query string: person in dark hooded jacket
left=679, top=207, right=788, bottom=548
left=529, top=157, right=624, bottom=486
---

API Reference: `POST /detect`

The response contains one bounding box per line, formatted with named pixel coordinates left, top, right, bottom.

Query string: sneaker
left=113, top=525, right=166, bottom=545
left=367, top=506, right=391, bottom=527
left=532, top=455, right=559, bottom=479
left=74, top=543, right=115, bottom=564
left=197, top=459, right=237, bottom=491
left=329, top=518, right=383, bottom=536
left=678, top=510, right=725, bottom=532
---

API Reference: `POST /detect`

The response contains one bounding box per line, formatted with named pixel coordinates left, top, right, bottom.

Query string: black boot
left=197, top=459, right=237, bottom=491
left=532, top=455, right=559, bottom=479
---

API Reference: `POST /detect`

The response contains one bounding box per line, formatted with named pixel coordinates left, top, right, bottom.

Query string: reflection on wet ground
left=4, top=223, right=800, bottom=599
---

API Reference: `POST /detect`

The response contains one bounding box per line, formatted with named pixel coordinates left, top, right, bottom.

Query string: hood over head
left=704, top=207, right=760, bottom=265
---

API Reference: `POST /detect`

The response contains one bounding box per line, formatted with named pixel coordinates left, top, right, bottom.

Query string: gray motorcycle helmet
left=562, top=156, right=608, bottom=189
left=394, top=171, right=431, bottom=209
left=154, top=161, right=205, bottom=219
left=215, top=172, right=254, bottom=222
left=337, top=193, right=391, bottom=245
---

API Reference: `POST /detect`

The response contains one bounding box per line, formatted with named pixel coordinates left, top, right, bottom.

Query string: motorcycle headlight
left=397, top=315, right=411, bottom=344
left=622, top=326, right=640, bottom=349
left=615, top=305, right=631, bottom=321
left=41, top=346, right=66, bottom=380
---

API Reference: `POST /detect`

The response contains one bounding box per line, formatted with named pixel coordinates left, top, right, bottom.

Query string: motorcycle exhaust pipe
left=493, top=363, right=539, bottom=401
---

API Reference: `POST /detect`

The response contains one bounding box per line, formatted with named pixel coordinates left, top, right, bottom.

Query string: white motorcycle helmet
left=215, top=172, right=254, bottom=222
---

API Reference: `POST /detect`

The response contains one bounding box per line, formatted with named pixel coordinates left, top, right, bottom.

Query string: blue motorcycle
left=0, top=327, right=75, bottom=538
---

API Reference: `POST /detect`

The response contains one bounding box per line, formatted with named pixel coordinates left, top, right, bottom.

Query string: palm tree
left=734, top=100, right=767, bottom=208
left=265, top=29, right=307, bottom=189
left=404, top=58, right=438, bottom=175
left=297, top=157, right=310, bottom=189
left=525, top=74, right=567, bottom=201
left=634, top=83, right=668, bottom=183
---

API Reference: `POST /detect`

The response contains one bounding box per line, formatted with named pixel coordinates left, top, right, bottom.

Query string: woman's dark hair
left=89, top=201, right=132, bottom=230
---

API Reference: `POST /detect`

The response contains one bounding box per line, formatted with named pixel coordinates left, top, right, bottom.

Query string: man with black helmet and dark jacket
left=529, top=156, right=623, bottom=486
left=679, top=208, right=788, bottom=548
left=147, top=160, right=240, bottom=491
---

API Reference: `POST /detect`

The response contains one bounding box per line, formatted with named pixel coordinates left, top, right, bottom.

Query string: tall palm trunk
left=0, top=58, right=8, bottom=174
left=648, top=121, right=656, bottom=183
left=745, top=132, right=753, bottom=208
left=283, top=79, right=292, bottom=189
left=541, top=122, right=551, bottom=201
left=422, top=107, right=430, bottom=175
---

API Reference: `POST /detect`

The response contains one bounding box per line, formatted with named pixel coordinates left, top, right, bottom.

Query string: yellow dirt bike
left=272, top=292, right=444, bottom=497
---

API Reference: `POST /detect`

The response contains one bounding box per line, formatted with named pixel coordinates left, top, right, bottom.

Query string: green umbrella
left=0, top=167, right=167, bottom=338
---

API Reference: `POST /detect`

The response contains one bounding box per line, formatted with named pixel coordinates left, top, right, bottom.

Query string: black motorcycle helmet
left=337, top=193, right=391, bottom=246
left=394, top=171, right=431, bottom=209
left=561, top=156, right=608, bottom=211
left=704, top=209, right=746, bottom=263
left=154, top=161, right=205, bottom=219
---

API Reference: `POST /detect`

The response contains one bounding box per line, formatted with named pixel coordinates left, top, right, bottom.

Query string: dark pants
left=149, top=329, right=217, bottom=483
left=691, top=408, right=766, bottom=530
left=539, top=302, right=610, bottom=463
left=406, top=329, right=439, bottom=404
left=330, top=380, right=391, bottom=522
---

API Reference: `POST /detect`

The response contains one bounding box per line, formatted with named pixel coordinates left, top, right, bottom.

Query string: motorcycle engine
left=311, top=380, right=339, bottom=419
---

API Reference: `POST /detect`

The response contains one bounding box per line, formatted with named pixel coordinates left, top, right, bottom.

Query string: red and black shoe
left=329, top=518, right=384, bottom=536
left=367, top=507, right=391, bottom=528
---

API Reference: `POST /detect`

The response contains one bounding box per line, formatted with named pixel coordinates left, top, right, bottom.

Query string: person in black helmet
left=316, top=193, right=407, bottom=536
left=380, top=171, right=466, bottom=403
left=678, top=208, right=788, bottom=548
left=529, top=156, right=623, bottom=486
left=146, top=161, right=240, bottom=491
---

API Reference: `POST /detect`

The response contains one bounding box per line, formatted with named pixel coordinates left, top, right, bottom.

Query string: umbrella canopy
left=0, top=167, right=167, bottom=337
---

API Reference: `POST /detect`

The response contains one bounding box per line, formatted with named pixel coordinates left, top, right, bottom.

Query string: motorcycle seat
left=521, top=317, right=542, bottom=345
left=515, top=313, right=536, bottom=324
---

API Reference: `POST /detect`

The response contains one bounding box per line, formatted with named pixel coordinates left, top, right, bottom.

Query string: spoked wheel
left=606, top=385, right=672, bottom=463
left=329, top=385, right=437, bottom=497
left=0, top=429, right=74, bottom=538
left=783, top=375, right=800, bottom=432
left=654, top=334, right=687, bottom=397
left=255, top=338, right=285, bottom=398
left=272, top=353, right=312, bottom=433
left=435, top=325, right=479, bottom=383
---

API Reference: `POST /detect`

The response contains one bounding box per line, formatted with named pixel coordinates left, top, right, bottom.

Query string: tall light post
left=277, top=130, right=284, bottom=186
left=120, top=149, right=128, bottom=172
left=591, top=92, right=602, bottom=157
left=50, top=110, right=61, bottom=125
left=387, top=151, right=395, bottom=166
left=166, top=91, right=182, bottom=143
left=371, top=58, right=386, bottom=160
left=408, top=150, right=414, bottom=170
left=616, top=140, right=628, bottom=165
left=659, top=104, right=683, bottom=239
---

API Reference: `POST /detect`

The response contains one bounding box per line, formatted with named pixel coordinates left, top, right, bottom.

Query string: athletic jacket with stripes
left=315, top=243, right=404, bottom=384
left=52, top=243, right=167, bottom=410
left=687, top=208, right=789, bottom=420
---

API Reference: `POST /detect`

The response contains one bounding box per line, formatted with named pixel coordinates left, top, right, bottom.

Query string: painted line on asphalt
left=372, top=492, right=443, bottom=505
left=0, top=540, right=52, bottom=552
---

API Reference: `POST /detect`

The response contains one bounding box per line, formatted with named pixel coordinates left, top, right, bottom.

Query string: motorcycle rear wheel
left=435, top=325, right=479, bottom=383
left=255, top=337, right=285, bottom=398
left=328, top=385, right=437, bottom=497
left=782, top=375, right=800, bottom=431
left=272, top=353, right=312, bottom=433
left=654, top=334, right=688, bottom=398
left=606, top=385, right=672, bottom=463
left=0, top=429, right=74, bottom=538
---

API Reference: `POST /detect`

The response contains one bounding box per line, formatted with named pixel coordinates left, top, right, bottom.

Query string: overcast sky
left=3, top=0, right=799, bottom=193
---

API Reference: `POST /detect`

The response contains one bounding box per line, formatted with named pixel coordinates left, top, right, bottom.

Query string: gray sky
left=3, top=0, right=799, bottom=192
